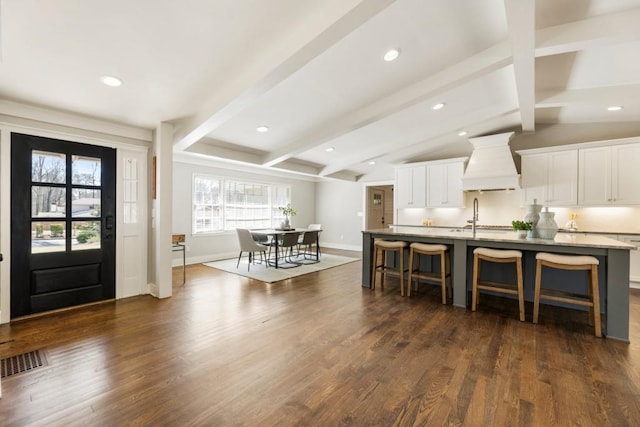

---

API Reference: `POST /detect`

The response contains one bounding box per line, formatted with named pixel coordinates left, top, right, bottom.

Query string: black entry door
left=11, top=133, right=116, bottom=318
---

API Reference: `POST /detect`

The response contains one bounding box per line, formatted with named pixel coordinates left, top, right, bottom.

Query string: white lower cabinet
left=619, top=235, right=640, bottom=286
left=587, top=233, right=640, bottom=288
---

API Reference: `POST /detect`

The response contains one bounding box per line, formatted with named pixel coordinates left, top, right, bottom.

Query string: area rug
left=203, top=254, right=360, bottom=283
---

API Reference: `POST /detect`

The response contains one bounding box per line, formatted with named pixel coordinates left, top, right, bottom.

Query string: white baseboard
left=172, top=245, right=361, bottom=268
left=148, top=282, right=159, bottom=297
left=321, top=242, right=362, bottom=252
left=631, top=281, right=640, bottom=289
left=172, top=251, right=239, bottom=267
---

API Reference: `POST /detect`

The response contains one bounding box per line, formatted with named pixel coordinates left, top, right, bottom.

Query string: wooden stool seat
left=533, top=252, right=601, bottom=337
left=371, top=239, right=409, bottom=296
left=472, top=247, right=525, bottom=321
left=407, top=243, right=451, bottom=303
left=536, top=252, right=599, bottom=266
left=474, top=247, right=522, bottom=259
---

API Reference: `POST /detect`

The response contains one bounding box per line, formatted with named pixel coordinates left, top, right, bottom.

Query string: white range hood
left=461, top=132, right=520, bottom=191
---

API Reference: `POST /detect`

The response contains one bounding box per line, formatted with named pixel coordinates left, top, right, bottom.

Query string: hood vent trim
left=461, top=132, right=520, bottom=191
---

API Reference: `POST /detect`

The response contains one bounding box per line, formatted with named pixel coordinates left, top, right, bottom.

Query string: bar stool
left=472, top=247, right=525, bottom=321
left=533, top=252, right=601, bottom=337
left=407, top=243, right=451, bottom=304
left=371, top=239, right=409, bottom=296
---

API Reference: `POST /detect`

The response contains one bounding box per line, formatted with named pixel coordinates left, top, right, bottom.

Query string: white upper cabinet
left=578, top=147, right=611, bottom=205
left=612, top=144, right=640, bottom=205
left=426, top=160, right=465, bottom=208
left=578, top=143, right=640, bottom=205
left=521, top=150, right=578, bottom=206
left=395, top=165, right=426, bottom=208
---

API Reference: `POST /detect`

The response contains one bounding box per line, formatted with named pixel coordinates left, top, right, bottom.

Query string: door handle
left=106, top=215, right=114, bottom=230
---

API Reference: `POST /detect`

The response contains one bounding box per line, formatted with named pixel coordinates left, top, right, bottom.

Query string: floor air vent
left=1, top=350, right=47, bottom=378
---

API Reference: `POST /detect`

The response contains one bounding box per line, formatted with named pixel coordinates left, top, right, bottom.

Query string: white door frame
left=362, top=180, right=394, bottom=231
left=0, top=122, right=150, bottom=323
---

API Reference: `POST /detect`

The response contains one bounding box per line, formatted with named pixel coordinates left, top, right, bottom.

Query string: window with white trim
left=193, top=175, right=222, bottom=233
left=192, top=174, right=291, bottom=234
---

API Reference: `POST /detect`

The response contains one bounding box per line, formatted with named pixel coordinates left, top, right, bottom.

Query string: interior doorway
left=366, top=185, right=394, bottom=230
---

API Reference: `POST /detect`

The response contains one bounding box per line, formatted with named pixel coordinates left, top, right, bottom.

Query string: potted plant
left=511, top=220, right=533, bottom=239
left=278, top=203, right=297, bottom=230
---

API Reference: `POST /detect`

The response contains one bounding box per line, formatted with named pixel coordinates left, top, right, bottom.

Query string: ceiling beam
left=173, top=152, right=320, bottom=183
left=172, top=0, right=396, bottom=152
left=184, top=140, right=264, bottom=165
left=262, top=41, right=512, bottom=167
left=185, top=141, right=326, bottom=178
left=535, top=7, right=640, bottom=57
left=318, top=102, right=519, bottom=176
left=382, top=109, right=522, bottom=164
left=537, top=84, right=640, bottom=107
left=504, top=0, right=535, bottom=132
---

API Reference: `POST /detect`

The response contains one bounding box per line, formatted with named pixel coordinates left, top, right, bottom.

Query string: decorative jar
left=524, top=199, right=543, bottom=238
left=536, top=210, right=558, bottom=240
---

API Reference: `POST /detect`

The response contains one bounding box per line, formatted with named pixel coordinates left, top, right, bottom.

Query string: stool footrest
left=538, top=289, right=595, bottom=307
left=410, top=269, right=450, bottom=283
left=477, top=280, right=520, bottom=296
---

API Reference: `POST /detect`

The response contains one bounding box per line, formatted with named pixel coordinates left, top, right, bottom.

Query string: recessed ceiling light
left=256, top=125, right=269, bottom=133
left=325, top=147, right=335, bottom=152
left=458, top=131, right=468, bottom=136
left=607, top=106, right=623, bottom=111
left=432, top=103, right=445, bottom=110
left=100, top=75, right=122, bottom=87
left=368, top=161, right=376, bottom=165
left=383, top=48, right=400, bottom=62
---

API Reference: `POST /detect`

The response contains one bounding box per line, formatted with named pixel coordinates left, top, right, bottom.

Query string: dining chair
left=299, top=224, right=322, bottom=257
left=277, top=232, right=301, bottom=266
left=297, top=230, right=320, bottom=262
left=235, top=228, right=269, bottom=271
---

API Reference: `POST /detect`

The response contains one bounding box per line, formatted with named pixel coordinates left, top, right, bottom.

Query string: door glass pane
left=32, top=151, right=66, bottom=183
left=72, top=221, right=101, bottom=251
left=123, top=203, right=137, bottom=224
left=72, top=188, right=101, bottom=217
left=32, top=186, right=66, bottom=217
left=72, top=155, right=101, bottom=186
left=123, top=157, right=138, bottom=224
left=31, top=221, right=66, bottom=254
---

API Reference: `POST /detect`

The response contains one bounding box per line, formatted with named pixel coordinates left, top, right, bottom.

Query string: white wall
left=315, top=180, right=364, bottom=250
left=172, top=160, right=316, bottom=265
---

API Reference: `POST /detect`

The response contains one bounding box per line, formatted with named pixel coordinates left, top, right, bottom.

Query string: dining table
left=250, top=228, right=321, bottom=268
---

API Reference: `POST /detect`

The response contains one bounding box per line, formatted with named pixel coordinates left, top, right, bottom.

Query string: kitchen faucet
left=467, top=197, right=479, bottom=234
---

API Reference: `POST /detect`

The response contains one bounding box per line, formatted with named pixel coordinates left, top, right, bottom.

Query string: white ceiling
left=1, top=0, right=640, bottom=181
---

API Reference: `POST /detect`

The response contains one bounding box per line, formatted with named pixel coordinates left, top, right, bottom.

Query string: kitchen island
left=362, top=226, right=634, bottom=341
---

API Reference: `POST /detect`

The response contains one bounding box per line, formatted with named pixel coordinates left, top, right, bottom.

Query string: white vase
left=537, top=210, right=558, bottom=239
left=516, top=230, right=527, bottom=239
left=524, top=199, right=542, bottom=238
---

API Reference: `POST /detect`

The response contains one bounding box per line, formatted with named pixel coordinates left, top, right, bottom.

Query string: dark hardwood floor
left=1, top=250, right=639, bottom=426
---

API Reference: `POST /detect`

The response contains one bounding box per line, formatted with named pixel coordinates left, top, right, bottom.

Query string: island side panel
left=605, top=248, right=630, bottom=341
left=452, top=239, right=468, bottom=308
left=362, top=232, right=373, bottom=288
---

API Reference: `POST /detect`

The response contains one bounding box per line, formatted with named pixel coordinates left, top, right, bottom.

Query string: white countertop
left=365, top=226, right=635, bottom=250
